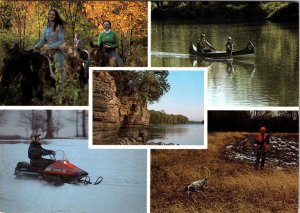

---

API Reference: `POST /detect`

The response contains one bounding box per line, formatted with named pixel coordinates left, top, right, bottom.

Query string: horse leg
left=21, top=80, right=33, bottom=105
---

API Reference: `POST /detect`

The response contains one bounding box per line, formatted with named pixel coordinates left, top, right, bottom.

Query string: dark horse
left=89, top=41, right=118, bottom=67
left=1, top=44, right=56, bottom=105
left=1, top=44, right=89, bottom=105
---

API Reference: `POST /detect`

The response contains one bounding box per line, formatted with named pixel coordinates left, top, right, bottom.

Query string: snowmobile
left=14, top=150, right=103, bottom=186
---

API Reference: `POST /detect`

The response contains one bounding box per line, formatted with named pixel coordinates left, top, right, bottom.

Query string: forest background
left=0, top=1, right=148, bottom=67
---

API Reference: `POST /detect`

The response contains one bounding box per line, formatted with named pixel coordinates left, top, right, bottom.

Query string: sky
left=148, top=70, right=205, bottom=121
left=0, top=110, right=86, bottom=138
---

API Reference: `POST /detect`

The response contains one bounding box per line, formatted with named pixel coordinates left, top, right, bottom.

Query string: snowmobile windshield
left=55, top=150, right=68, bottom=161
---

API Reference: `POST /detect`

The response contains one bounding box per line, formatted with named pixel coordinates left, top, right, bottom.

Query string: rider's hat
left=228, top=37, right=232, bottom=40
left=201, top=34, right=206, bottom=38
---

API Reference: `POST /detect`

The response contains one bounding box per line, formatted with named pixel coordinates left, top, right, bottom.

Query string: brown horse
left=89, top=41, right=117, bottom=67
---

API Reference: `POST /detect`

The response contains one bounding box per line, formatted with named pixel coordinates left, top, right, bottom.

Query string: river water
left=146, top=124, right=204, bottom=145
left=152, top=21, right=299, bottom=106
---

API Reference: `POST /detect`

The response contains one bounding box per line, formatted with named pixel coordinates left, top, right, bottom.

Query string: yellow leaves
left=84, top=1, right=147, bottom=39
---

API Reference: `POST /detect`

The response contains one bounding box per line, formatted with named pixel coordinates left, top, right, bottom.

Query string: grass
left=151, top=132, right=298, bottom=213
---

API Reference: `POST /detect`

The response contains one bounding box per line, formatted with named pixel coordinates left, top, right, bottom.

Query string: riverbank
left=152, top=2, right=298, bottom=24
left=151, top=132, right=298, bottom=212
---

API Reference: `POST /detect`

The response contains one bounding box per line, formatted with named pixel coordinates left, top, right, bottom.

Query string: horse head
left=1, top=44, right=30, bottom=87
left=89, top=41, right=109, bottom=66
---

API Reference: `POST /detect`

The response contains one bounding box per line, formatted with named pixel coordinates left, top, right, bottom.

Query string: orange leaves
left=83, top=1, right=147, bottom=39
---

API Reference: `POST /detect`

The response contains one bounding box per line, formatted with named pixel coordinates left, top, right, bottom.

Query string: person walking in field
left=35, top=9, right=66, bottom=86
left=254, top=126, right=270, bottom=170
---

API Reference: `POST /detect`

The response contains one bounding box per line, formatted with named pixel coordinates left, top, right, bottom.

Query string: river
left=152, top=21, right=299, bottom=106
left=146, top=124, right=204, bottom=145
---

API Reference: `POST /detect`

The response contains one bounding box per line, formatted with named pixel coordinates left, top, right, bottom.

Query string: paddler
left=196, top=34, right=215, bottom=53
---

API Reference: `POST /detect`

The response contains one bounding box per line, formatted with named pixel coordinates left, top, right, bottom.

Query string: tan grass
left=151, top=132, right=298, bottom=213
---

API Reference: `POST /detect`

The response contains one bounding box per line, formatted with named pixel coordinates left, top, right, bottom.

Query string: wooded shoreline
left=152, top=2, right=298, bottom=24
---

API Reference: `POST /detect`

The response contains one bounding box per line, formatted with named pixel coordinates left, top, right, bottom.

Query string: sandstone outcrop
left=93, top=71, right=150, bottom=145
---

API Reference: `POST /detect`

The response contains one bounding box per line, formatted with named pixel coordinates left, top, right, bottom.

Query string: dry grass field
left=151, top=132, right=298, bottom=213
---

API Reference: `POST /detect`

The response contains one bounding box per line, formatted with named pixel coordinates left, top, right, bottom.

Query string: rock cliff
left=93, top=71, right=150, bottom=145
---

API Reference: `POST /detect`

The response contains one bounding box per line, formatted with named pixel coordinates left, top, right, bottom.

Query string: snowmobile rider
left=254, top=127, right=270, bottom=170
left=28, top=133, right=55, bottom=169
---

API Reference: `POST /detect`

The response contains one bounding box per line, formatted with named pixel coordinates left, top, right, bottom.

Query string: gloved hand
left=48, top=150, right=55, bottom=156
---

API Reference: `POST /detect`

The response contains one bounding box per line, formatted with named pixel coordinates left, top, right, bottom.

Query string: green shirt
left=97, top=31, right=119, bottom=49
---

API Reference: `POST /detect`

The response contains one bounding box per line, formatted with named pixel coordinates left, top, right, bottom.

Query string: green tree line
left=110, top=71, right=170, bottom=104
left=208, top=111, right=299, bottom=132
left=149, top=110, right=189, bottom=124
left=152, top=2, right=298, bottom=23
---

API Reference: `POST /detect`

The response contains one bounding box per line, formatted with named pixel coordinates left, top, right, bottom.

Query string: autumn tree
left=84, top=1, right=147, bottom=55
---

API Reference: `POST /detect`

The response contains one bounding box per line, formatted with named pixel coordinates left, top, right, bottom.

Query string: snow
left=0, top=139, right=147, bottom=213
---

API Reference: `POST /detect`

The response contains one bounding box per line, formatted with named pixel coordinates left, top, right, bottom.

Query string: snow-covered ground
left=0, top=139, right=147, bottom=213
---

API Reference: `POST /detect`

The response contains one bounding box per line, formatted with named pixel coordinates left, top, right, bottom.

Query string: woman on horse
left=97, top=20, right=124, bottom=66
left=35, top=9, right=66, bottom=86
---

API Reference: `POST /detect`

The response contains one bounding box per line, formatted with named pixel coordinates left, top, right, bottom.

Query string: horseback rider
left=254, top=127, right=270, bottom=170
left=196, top=34, right=215, bottom=53
left=34, top=9, right=66, bottom=86
left=97, top=20, right=124, bottom=66
left=74, top=33, right=84, bottom=51
left=28, top=133, right=55, bottom=169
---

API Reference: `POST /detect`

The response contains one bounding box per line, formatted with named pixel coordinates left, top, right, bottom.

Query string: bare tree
left=0, top=110, right=7, bottom=126
left=65, top=110, right=80, bottom=137
left=82, top=110, right=88, bottom=137
left=45, top=110, right=53, bottom=138
left=18, top=110, right=47, bottom=137
left=53, top=118, right=64, bottom=138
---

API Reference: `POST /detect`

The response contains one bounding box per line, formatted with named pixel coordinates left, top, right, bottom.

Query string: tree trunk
left=76, top=111, right=79, bottom=137
left=82, top=110, right=87, bottom=137
left=45, top=110, right=53, bottom=138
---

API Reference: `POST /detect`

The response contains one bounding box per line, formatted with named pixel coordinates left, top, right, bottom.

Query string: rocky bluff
left=93, top=71, right=150, bottom=144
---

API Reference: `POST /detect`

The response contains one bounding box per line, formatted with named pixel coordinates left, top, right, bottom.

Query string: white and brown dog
left=186, top=167, right=210, bottom=195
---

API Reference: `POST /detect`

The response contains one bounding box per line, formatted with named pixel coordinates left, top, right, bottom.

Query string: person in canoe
left=225, top=37, right=238, bottom=55
left=196, top=34, right=216, bottom=53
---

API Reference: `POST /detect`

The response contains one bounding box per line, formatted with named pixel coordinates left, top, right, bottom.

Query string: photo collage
left=0, top=1, right=298, bottom=213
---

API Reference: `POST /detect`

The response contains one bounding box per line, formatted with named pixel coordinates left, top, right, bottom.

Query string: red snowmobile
left=14, top=150, right=103, bottom=186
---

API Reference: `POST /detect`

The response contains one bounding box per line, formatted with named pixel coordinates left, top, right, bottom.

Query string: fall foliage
left=0, top=1, right=148, bottom=67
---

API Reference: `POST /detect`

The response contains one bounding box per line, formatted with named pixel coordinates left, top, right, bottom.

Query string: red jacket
left=255, top=133, right=270, bottom=151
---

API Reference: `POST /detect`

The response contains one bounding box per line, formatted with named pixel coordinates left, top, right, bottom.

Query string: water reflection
left=152, top=21, right=298, bottom=106
left=118, top=124, right=204, bottom=145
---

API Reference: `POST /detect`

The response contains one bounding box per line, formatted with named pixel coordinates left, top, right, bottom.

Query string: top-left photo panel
left=0, top=1, right=148, bottom=106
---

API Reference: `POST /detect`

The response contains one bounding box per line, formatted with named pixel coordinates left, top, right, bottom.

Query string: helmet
left=30, top=133, right=41, bottom=142
left=228, top=37, right=232, bottom=40
left=34, top=133, right=41, bottom=139
left=260, top=127, right=266, bottom=132
left=201, top=34, right=206, bottom=38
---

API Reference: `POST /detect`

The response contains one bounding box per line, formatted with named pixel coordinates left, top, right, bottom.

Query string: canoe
left=189, top=41, right=255, bottom=59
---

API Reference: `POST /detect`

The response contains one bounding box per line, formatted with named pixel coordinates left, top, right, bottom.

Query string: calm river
left=152, top=21, right=299, bottom=106
left=146, top=124, right=204, bottom=145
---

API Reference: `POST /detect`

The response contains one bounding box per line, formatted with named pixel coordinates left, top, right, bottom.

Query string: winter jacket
left=28, top=142, right=52, bottom=160
left=255, top=133, right=270, bottom=151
